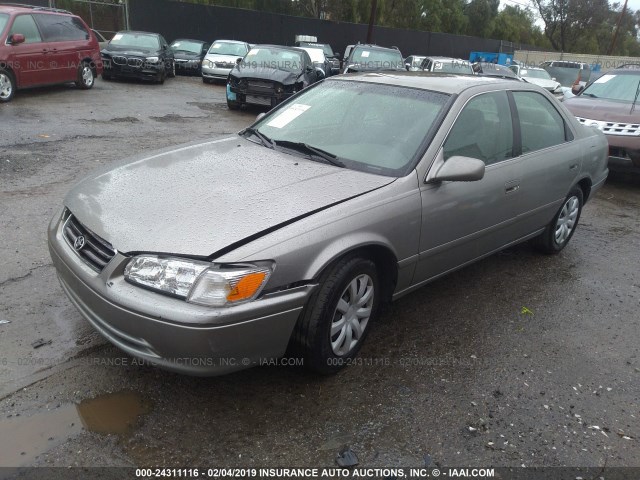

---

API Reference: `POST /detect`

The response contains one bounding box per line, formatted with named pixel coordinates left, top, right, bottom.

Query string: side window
left=443, top=91, right=514, bottom=166
left=9, top=14, right=41, bottom=44
left=512, top=91, right=568, bottom=154
left=34, top=14, right=89, bottom=42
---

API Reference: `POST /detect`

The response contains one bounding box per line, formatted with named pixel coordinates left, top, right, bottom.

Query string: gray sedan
left=48, top=73, right=609, bottom=376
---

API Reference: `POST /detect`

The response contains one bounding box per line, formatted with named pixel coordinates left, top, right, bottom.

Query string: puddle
left=0, top=390, right=151, bottom=467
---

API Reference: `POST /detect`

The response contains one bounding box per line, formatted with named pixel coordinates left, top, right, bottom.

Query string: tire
left=533, top=186, right=583, bottom=254
left=290, top=255, right=381, bottom=374
left=0, top=68, right=16, bottom=103
left=75, top=61, right=95, bottom=89
left=227, top=98, right=240, bottom=110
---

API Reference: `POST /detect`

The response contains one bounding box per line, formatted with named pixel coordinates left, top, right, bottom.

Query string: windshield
left=411, top=57, right=425, bottom=67
left=300, top=48, right=324, bottom=63
left=109, top=32, right=159, bottom=49
left=250, top=80, right=450, bottom=176
left=434, top=60, right=473, bottom=75
left=349, top=47, right=404, bottom=70
left=0, top=14, right=8, bottom=36
left=171, top=40, right=202, bottom=54
left=208, top=41, right=247, bottom=57
left=241, top=47, right=303, bottom=72
left=582, top=72, right=640, bottom=102
left=521, top=69, right=551, bottom=80
left=478, top=63, right=518, bottom=78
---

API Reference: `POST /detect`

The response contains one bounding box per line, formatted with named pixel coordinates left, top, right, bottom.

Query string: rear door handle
left=505, top=185, right=520, bottom=193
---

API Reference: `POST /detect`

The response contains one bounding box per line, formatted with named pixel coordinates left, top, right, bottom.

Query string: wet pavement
left=0, top=76, right=639, bottom=472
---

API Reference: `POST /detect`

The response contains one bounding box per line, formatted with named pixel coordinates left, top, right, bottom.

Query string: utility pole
left=366, top=0, right=378, bottom=44
left=608, top=0, right=628, bottom=55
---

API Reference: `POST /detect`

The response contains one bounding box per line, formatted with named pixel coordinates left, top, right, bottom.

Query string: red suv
left=0, top=4, right=102, bottom=102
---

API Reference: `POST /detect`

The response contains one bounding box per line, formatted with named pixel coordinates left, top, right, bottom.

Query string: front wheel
left=290, top=255, right=381, bottom=374
left=533, top=186, right=583, bottom=254
left=0, top=68, right=16, bottom=102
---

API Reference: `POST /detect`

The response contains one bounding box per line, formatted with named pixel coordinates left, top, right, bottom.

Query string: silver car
left=201, top=39, right=251, bottom=83
left=48, top=73, right=608, bottom=376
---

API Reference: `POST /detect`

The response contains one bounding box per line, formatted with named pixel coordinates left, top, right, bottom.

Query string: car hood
left=64, top=137, right=395, bottom=257
left=563, top=96, right=639, bottom=123
left=524, top=77, right=559, bottom=90
left=205, top=53, right=241, bottom=63
left=174, top=52, right=201, bottom=60
left=232, top=66, right=303, bottom=84
left=103, top=45, right=159, bottom=56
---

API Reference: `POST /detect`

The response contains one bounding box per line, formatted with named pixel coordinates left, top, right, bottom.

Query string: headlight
left=124, top=255, right=273, bottom=307
left=145, top=56, right=159, bottom=63
left=203, top=59, right=212, bottom=68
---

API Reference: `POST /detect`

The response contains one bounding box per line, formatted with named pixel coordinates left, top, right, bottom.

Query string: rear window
left=34, top=14, right=89, bottom=42
left=349, top=47, right=403, bottom=70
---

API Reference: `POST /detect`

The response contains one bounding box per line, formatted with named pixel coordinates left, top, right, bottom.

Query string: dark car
left=342, top=44, right=404, bottom=74
left=295, top=41, right=339, bottom=75
left=226, top=44, right=324, bottom=110
left=472, top=62, right=522, bottom=81
left=170, top=38, right=209, bottom=75
left=564, top=66, right=640, bottom=173
left=0, top=4, right=102, bottom=103
left=101, top=31, right=175, bottom=84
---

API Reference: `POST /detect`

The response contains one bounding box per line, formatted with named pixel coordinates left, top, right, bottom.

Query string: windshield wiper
left=273, top=140, right=345, bottom=167
left=582, top=92, right=598, bottom=98
left=242, top=127, right=275, bottom=149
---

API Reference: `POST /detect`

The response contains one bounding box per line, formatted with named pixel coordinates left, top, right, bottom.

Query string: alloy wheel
left=0, top=73, right=13, bottom=100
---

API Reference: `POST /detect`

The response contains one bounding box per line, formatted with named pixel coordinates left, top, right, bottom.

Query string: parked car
left=540, top=60, right=591, bottom=88
left=404, top=55, right=426, bottom=71
left=0, top=4, right=102, bottom=103
left=509, top=65, right=562, bottom=97
left=297, top=46, right=331, bottom=78
left=472, top=62, right=522, bottom=81
left=295, top=41, right=340, bottom=75
left=170, top=38, right=209, bottom=75
left=226, top=44, right=324, bottom=110
left=101, top=31, right=175, bottom=83
left=420, top=56, right=474, bottom=75
left=48, top=74, right=608, bottom=376
left=91, top=29, right=109, bottom=50
left=342, top=44, right=404, bottom=73
left=564, top=65, right=640, bottom=172
left=201, top=39, right=251, bottom=84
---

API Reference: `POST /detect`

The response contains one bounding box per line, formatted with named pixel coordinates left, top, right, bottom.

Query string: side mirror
left=572, top=84, right=585, bottom=95
left=256, top=112, right=266, bottom=122
left=315, top=67, right=325, bottom=79
left=551, top=77, right=556, bottom=81
left=405, top=63, right=411, bottom=71
left=236, top=57, right=242, bottom=64
left=10, top=33, right=25, bottom=45
left=433, top=156, right=485, bottom=182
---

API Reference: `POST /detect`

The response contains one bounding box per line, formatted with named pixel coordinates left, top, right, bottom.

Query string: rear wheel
left=75, top=61, right=95, bottom=89
left=0, top=68, right=16, bottom=102
left=227, top=98, right=240, bottom=110
left=290, top=255, right=381, bottom=374
left=533, top=186, right=583, bottom=254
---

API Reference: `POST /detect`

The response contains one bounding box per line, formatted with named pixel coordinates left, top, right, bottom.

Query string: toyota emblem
left=74, top=235, right=86, bottom=251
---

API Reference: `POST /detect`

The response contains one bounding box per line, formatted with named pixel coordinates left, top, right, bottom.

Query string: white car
left=297, top=46, right=329, bottom=77
left=510, top=65, right=562, bottom=97
left=202, top=39, right=251, bottom=83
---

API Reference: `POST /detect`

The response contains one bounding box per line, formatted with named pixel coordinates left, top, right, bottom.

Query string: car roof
left=426, top=56, right=467, bottom=62
left=253, top=44, right=303, bottom=53
left=213, top=39, right=248, bottom=45
left=351, top=44, right=399, bottom=52
left=0, top=4, right=73, bottom=15
left=115, top=30, right=160, bottom=37
left=335, top=71, right=524, bottom=94
left=171, top=38, right=205, bottom=44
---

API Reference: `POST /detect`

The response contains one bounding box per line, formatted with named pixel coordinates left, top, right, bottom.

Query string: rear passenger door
left=509, top=90, right=579, bottom=236
left=415, top=91, right=522, bottom=283
left=34, top=14, right=90, bottom=82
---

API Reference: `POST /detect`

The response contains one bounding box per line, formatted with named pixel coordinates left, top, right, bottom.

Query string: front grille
left=247, top=79, right=275, bottom=93
left=215, top=61, right=234, bottom=68
left=112, top=56, right=127, bottom=65
left=127, top=57, right=143, bottom=68
left=577, top=117, right=640, bottom=136
left=63, top=214, right=116, bottom=272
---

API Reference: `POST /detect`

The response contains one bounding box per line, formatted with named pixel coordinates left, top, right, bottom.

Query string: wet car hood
left=205, top=54, right=241, bottom=63
left=231, top=66, right=303, bottom=85
left=103, top=45, right=159, bottom=56
left=174, top=52, right=201, bottom=60
left=524, top=77, right=559, bottom=90
left=563, top=96, right=639, bottom=123
left=64, top=137, right=394, bottom=257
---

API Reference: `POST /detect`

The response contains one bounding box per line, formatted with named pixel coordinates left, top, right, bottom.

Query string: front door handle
left=505, top=185, right=520, bottom=193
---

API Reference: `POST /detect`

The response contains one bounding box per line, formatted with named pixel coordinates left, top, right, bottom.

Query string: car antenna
left=631, top=78, right=640, bottom=114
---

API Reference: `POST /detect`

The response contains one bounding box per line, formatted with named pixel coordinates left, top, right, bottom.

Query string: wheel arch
left=0, top=64, right=18, bottom=88
left=576, top=176, right=592, bottom=203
